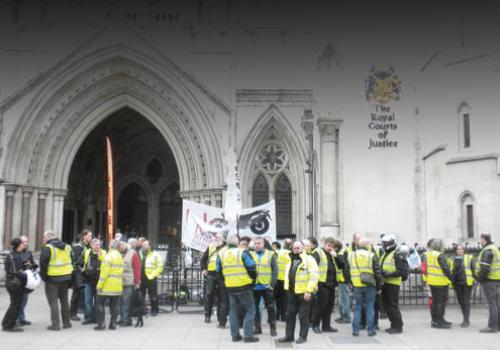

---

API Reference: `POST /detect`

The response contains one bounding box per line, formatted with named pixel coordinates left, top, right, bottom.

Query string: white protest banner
left=237, top=200, right=276, bottom=242
left=182, top=200, right=227, bottom=252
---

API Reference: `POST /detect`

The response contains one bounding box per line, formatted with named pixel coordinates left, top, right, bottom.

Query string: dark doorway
left=118, top=183, right=148, bottom=238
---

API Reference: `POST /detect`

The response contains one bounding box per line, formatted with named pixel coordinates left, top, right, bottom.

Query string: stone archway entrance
left=62, top=107, right=181, bottom=245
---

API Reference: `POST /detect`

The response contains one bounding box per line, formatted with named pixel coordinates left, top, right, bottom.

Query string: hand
left=134, top=283, right=140, bottom=290
left=267, top=285, right=274, bottom=291
left=304, top=293, right=311, bottom=301
left=202, top=270, right=208, bottom=276
left=330, top=250, right=337, bottom=258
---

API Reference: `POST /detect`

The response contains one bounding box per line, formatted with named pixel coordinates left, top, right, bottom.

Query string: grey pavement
left=0, top=288, right=498, bottom=350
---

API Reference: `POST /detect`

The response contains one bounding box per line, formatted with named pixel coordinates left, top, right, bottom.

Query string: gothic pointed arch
left=239, top=104, right=307, bottom=237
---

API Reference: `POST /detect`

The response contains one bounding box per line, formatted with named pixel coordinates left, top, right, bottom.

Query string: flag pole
left=106, top=137, right=114, bottom=245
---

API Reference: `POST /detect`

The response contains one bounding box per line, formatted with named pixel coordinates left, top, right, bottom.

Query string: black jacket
left=40, top=239, right=73, bottom=283
left=4, top=250, right=26, bottom=292
left=311, top=248, right=337, bottom=288
left=380, top=247, right=409, bottom=281
left=437, top=253, right=453, bottom=282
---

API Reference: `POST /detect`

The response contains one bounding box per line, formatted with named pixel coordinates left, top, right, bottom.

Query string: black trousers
left=45, top=281, right=71, bottom=327
left=69, top=286, right=84, bottom=316
left=274, top=280, right=288, bottom=321
left=312, top=284, right=335, bottom=329
left=382, top=284, right=403, bottom=330
left=455, top=284, right=472, bottom=323
left=254, top=289, right=277, bottom=329
left=285, top=291, right=311, bottom=340
left=204, top=274, right=228, bottom=324
left=96, top=296, right=119, bottom=327
left=430, top=285, right=449, bottom=324
left=141, top=278, right=159, bottom=314
left=2, top=289, right=23, bottom=329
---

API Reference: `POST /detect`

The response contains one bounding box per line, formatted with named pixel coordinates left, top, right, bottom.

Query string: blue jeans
left=228, top=290, right=255, bottom=339
left=17, top=293, right=29, bottom=323
left=121, top=286, right=134, bottom=323
left=83, top=283, right=97, bottom=322
left=338, top=283, right=351, bottom=321
left=352, top=286, right=376, bottom=334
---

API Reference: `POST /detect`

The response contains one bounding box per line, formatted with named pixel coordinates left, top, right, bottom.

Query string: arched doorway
left=63, top=107, right=180, bottom=244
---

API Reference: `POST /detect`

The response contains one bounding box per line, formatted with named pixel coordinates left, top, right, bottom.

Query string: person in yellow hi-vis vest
left=426, top=239, right=453, bottom=329
left=278, top=240, right=319, bottom=345
left=475, top=232, right=500, bottom=333
left=217, top=235, right=258, bottom=343
left=201, top=231, right=228, bottom=326
left=251, top=237, right=278, bottom=336
left=347, top=238, right=382, bottom=337
left=140, top=240, right=164, bottom=317
left=274, top=238, right=292, bottom=322
left=310, top=237, right=339, bottom=334
left=333, top=239, right=350, bottom=324
left=81, top=238, right=106, bottom=324
left=40, top=230, right=74, bottom=331
left=95, top=239, right=123, bottom=331
left=450, top=243, right=475, bottom=328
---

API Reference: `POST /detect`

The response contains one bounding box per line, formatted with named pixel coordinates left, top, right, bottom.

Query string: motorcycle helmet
left=24, top=269, right=41, bottom=290
left=381, top=234, right=397, bottom=251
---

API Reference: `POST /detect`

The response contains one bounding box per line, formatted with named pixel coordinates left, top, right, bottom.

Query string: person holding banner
left=201, top=232, right=228, bottom=327
left=217, top=234, right=259, bottom=343
left=251, top=237, right=278, bottom=336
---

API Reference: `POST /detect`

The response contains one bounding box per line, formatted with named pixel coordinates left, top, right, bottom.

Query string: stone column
left=3, top=184, right=18, bottom=249
left=317, top=118, right=342, bottom=238
left=214, top=191, right=223, bottom=208
left=52, top=189, right=67, bottom=239
left=36, top=189, right=49, bottom=250
left=20, top=186, right=34, bottom=236
left=301, top=110, right=314, bottom=237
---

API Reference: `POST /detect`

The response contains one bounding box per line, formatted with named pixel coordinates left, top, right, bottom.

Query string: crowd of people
left=2, top=229, right=500, bottom=343
left=2, top=229, right=164, bottom=332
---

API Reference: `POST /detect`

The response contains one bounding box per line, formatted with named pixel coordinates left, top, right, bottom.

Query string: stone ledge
left=446, top=153, right=500, bottom=174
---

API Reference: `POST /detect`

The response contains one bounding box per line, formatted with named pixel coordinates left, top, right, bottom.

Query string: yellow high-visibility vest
left=46, top=244, right=73, bottom=277
left=97, top=249, right=123, bottom=296
left=207, top=245, right=218, bottom=272
left=251, top=249, right=273, bottom=285
left=144, top=250, right=164, bottom=280
left=313, top=247, right=329, bottom=283
left=220, top=248, right=253, bottom=288
left=475, top=244, right=500, bottom=281
left=334, top=248, right=345, bottom=283
left=426, top=250, right=451, bottom=286
left=284, top=253, right=319, bottom=294
left=349, top=250, right=375, bottom=288
left=381, top=250, right=401, bottom=286
left=449, top=254, right=474, bottom=286
left=277, top=249, right=291, bottom=281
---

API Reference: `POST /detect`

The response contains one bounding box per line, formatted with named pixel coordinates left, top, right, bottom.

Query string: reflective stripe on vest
left=426, top=251, right=450, bottom=286
left=252, top=249, right=273, bottom=285
left=381, top=250, right=401, bottom=286
left=349, top=250, right=374, bottom=288
left=221, top=248, right=253, bottom=288
left=475, top=244, right=500, bottom=281
left=277, top=249, right=291, bottom=281
left=97, top=249, right=123, bottom=296
left=313, top=247, right=329, bottom=283
left=46, top=244, right=73, bottom=277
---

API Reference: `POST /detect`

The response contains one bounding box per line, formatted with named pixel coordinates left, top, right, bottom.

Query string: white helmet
left=24, top=269, right=41, bottom=290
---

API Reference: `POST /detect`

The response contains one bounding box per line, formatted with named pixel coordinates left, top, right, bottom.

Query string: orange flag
left=106, top=137, right=114, bottom=244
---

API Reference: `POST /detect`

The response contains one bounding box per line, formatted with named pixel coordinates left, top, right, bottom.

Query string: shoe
left=387, top=328, right=402, bottom=334
left=19, top=320, right=31, bottom=326
left=479, top=327, right=498, bottom=333
left=82, top=320, right=94, bottom=325
left=232, top=335, right=242, bottom=342
left=243, top=336, right=259, bottom=343
left=278, top=337, right=294, bottom=343
left=295, top=337, right=307, bottom=344
left=63, top=323, right=72, bottom=329
left=368, top=331, right=377, bottom=336
left=94, top=325, right=106, bottom=331
left=120, top=321, right=132, bottom=327
left=312, top=326, right=321, bottom=334
left=442, top=320, right=452, bottom=326
left=3, top=326, right=24, bottom=332
left=47, top=325, right=61, bottom=331
left=70, top=315, right=81, bottom=321
left=150, top=312, right=158, bottom=317
left=432, top=322, right=451, bottom=329
left=254, top=327, right=262, bottom=335
left=270, top=324, right=277, bottom=337
left=108, top=324, right=116, bottom=330
left=385, top=328, right=392, bottom=332
left=116, top=320, right=123, bottom=325
left=216, top=323, right=225, bottom=329
left=322, top=327, right=338, bottom=333
left=460, top=321, right=470, bottom=328
left=352, top=332, right=359, bottom=337
left=204, top=315, right=211, bottom=324
left=374, top=325, right=380, bottom=331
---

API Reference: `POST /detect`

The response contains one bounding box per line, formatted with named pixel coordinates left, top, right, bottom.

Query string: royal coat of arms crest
left=365, top=66, right=401, bottom=104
